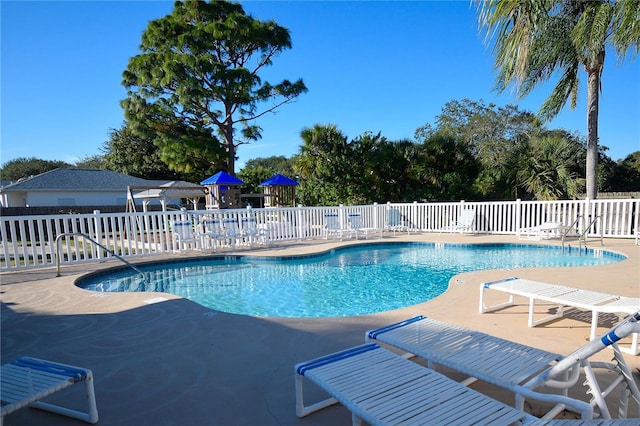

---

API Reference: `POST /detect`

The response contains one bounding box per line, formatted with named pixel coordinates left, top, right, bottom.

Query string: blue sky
left=2, top=0, right=639, bottom=173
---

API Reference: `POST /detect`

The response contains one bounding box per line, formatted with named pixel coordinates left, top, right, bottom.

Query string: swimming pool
left=77, top=242, right=625, bottom=318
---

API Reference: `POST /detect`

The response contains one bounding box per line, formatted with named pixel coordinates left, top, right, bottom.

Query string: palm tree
left=477, top=0, right=640, bottom=199
left=517, top=135, right=585, bottom=200
left=293, top=124, right=351, bottom=205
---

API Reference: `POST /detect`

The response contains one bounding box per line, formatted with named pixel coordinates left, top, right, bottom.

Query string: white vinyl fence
left=1, top=198, right=638, bottom=271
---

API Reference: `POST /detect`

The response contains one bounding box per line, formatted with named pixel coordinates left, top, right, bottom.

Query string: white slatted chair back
left=223, top=219, right=240, bottom=239
left=172, top=220, right=196, bottom=246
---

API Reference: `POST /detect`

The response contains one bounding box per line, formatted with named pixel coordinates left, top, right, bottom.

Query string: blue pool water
left=77, top=243, right=624, bottom=318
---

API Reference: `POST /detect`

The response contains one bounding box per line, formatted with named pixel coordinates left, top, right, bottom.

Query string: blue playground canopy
left=259, top=174, right=299, bottom=186
left=201, top=171, right=245, bottom=186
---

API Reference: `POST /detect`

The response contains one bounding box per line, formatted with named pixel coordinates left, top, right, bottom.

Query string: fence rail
left=1, top=198, right=638, bottom=271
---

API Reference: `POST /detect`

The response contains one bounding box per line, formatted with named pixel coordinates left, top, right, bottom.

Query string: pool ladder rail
left=561, top=214, right=603, bottom=254
left=55, top=232, right=148, bottom=283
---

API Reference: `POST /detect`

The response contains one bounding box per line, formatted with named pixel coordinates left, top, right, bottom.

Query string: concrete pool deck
left=1, top=233, right=639, bottom=425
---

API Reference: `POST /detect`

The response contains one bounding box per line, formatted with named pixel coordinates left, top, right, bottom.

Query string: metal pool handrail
left=579, top=214, right=603, bottom=251
left=562, top=215, right=584, bottom=254
left=55, top=232, right=146, bottom=281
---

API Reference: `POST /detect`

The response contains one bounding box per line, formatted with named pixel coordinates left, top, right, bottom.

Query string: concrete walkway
left=1, top=234, right=638, bottom=425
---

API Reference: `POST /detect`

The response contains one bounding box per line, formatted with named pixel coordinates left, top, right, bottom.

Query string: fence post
left=372, top=202, right=378, bottom=229
left=583, top=198, right=591, bottom=236
left=634, top=199, right=639, bottom=245
left=93, top=210, right=103, bottom=260
left=515, top=199, right=521, bottom=236
left=296, top=204, right=304, bottom=240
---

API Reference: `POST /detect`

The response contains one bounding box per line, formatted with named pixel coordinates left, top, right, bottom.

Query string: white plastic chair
left=240, top=217, right=265, bottom=246
left=366, top=313, right=640, bottom=420
left=222, top=219, right=240, bottom=248
left=384, top=208, right=410, bottom=235
left=347, top=213, right=379, bottom=239
left=480, top=277, right=640, bottom=354
left=198, top=217, right=226, bottom=252
left=323, top=213, right=344, bottom=240
left=295, top=343, right=537, bottom=425
left=1, top=357, right=99, bottom=425
left=443, top=208, right=476, bottom=234
left=518, top=222, right=568, bottom=240
left=172, top=220, right=198, bottom=252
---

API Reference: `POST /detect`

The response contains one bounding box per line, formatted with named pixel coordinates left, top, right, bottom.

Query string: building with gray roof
left=0, top=168, right=203, bottom=209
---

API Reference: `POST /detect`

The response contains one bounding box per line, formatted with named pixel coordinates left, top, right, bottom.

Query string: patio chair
left=295, top=343, right=539, bottom=425
left=384, top=208, right=410, bottom=235
left=443, top=208, right=476, bottom=234
left=518, top=222, right=568, bottom=241
left=1, top=357, right=99, bottom=425
left=479, top=277, right=640, bottom=355
left=172, top=220, right=198, bottom=252
left=198, top=217, right=226, bottom=252
left=323, top=213, right=344, bottom=241
left=347, top=213, right=380, bottom=240
left=222, top=219, right=240, bottom=249
left=240, top=217, right=266, bottom=247
left=365, top=312, right=640, bottom=420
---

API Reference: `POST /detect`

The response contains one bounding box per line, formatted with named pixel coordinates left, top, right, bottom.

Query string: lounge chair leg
left=294, top=371, right=338, bottom=417
left=351, top=412, right=362, bottom=426
left=528, top=300, right=564, bottom=327
left=478, top=282, right=515, bottom=313
left=31, top=371, right=99, bottom=423
left=590, top=311, right=600, bottom=340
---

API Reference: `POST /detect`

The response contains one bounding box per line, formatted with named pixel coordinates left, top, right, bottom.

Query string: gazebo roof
left=201, top=171, right=245, bottom=186
left=130, top=181, right=205, bottom=199
left=259, top=174, right=299, bottom=186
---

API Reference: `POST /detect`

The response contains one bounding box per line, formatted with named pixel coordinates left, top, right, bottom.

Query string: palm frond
left=612, top=0, right=640, bottom=60
left=537, top=61, right=580, bottom=122
left=572, top=1, right=612, bottom=65
left=477, top=0, right=548, bottom=93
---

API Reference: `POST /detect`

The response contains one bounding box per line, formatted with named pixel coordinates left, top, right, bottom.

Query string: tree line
left=2, top=98, right=639, bottom=205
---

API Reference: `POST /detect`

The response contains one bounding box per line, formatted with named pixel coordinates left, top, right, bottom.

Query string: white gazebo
left=126, top=181, right=206, bottom=212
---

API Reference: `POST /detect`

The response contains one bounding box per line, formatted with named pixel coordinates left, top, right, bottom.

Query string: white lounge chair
left=365, top=313, right=640, bottom=420
left=172, top=220, right=198, bottom=252
left=444, top=208, right=476, bottom=234
left=295, top=343, right=539, bottom=425
left=384, top=208, right=410, bottom=235
left=347, top=213, right=380, bottom=240
left=519, top=222, right=568, bottom=240
left=323, top=213, right=344, bottom=240
left=479, top=277, right=640, bottom=355
left=0, top=357, right=99, bottom=425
